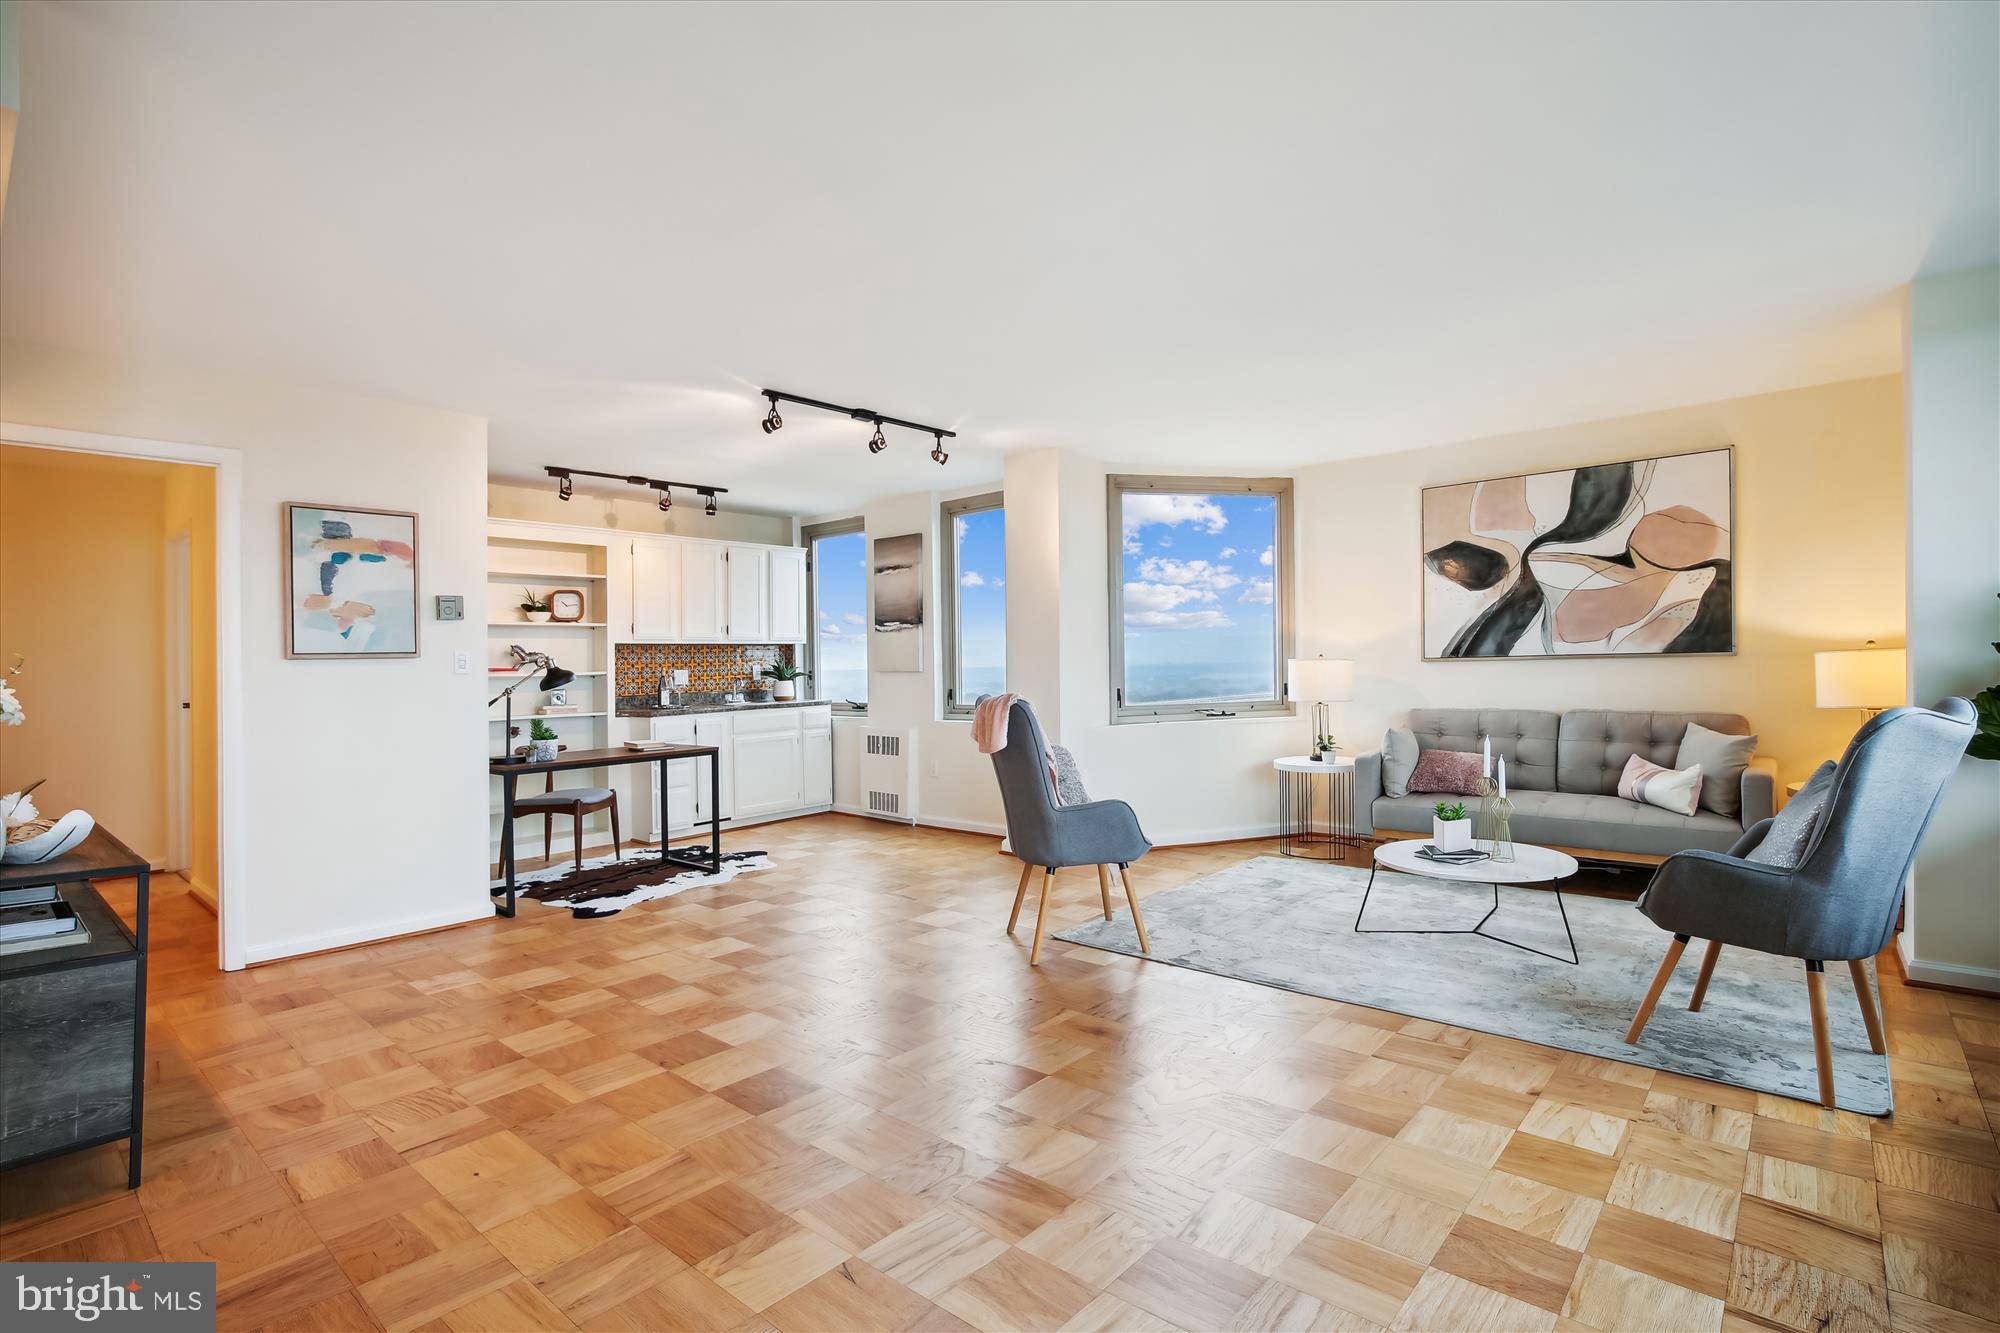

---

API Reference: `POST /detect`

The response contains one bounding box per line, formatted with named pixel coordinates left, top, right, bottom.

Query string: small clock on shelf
left=547, top=588, right=587, bottom=622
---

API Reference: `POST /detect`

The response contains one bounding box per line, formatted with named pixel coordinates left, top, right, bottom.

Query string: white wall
left=1294, top=376, right=1909, bottom=785
left=1903, top=265, right=2000, bottom=990
left=488, top=480, right=793, bottom=545
left=1, top=340, right=492, bottom=964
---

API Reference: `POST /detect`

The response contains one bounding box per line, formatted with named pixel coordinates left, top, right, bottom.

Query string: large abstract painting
left=871, top=532, right=924, bottom=673
left=1422, top=448, right=1733, bottom=659
left=283, top=502, right=420, bottom=658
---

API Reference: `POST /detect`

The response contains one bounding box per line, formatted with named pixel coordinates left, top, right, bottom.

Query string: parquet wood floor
left=3, top=815, right=1996, bottom=1332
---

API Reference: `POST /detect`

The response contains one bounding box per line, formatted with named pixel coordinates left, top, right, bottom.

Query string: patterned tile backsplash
left=614, top=642, right=796, bottom=696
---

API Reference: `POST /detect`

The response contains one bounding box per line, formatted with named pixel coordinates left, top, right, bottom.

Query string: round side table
left=1275, top=755, right=1362, bottom=862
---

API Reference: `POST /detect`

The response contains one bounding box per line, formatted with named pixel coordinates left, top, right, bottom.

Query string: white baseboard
left=1152, top=822, right=1281, bottom=847
left=246, top=903, right=491, bottom=966
left=1897, top=934, right=2000, bottom=993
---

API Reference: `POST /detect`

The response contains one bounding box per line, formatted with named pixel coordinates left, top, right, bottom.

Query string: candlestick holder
left=1488, top=794, right=1515, bottom=862
left=1473, top=775, right=1498, bottom=848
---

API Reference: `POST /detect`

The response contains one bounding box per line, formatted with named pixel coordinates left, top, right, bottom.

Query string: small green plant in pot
left=519, top=588, right=552, bottom=623
left=763, top=660, right=808, bottom=702
left=1431, top=800, right=1473, bottom=851
left=526, top=718, right=560, bottom=761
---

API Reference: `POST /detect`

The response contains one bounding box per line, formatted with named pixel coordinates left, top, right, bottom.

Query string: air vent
left=867, top=790, right=902, bottom=816
left=858, top=728, right=917, bottom=824
left=866, top=732, right=902, bottom=757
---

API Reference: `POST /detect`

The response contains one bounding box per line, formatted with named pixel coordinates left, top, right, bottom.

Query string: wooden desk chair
left=512, top=775, right=621, bottom=871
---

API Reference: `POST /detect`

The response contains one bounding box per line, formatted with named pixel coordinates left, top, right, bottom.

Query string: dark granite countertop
left=616, top=694, right=833, bottom=718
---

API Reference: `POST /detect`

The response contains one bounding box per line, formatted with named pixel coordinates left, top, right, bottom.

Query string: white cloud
left=1121, top=493, right=1228, bottom=538
left=1125, top=608, right=1233, bottom=630
left=1238, top=579, right=1274, bottom=605
left=842, top=613, right=864, bottom=625
left=960, top=570, right=985, bottom=587
left=993, top=578, right=1004, bottom=589
left=1259, top=545, right=1273, bottom=567
left=821, top=622, right=842, bottom=637
left=1135, top=557, right=1240, bottom=592
left=1122, top=581, right=1213, bottom=613
left=1217, top=547, right=1237, bottom=559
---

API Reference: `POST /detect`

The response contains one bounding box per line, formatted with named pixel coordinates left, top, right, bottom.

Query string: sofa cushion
left=1407, top=749, right=1484, bottom=796
left=1370, top=790, right=1744, bottom=857
left=1382, top=726, right=1420, bottom=798
left=1676, top=721, right=1759, bottom=818
left=1408, top=709, right=1559, bottom=791
left=1556, top=710, right=1750, bottom=796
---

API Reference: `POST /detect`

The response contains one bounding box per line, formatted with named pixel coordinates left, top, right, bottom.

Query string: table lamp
left=1814, top=641, right=1906, bottom=718
left=1287, top=656, right=1355, bottom=760
left=490, top=645, right=576, bottom=762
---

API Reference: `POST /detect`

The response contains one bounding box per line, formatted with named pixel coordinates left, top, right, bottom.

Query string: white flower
left=0, top=681, right=22, bottom=727
left=1, top=790, right=38, bottom=829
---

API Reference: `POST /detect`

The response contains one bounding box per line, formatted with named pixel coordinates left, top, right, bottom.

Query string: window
left=1108, top=475, right=1293, bottom=721
left=803, top=518, right=867, bottom=712
left=941, top=493, right=1006, bottom=718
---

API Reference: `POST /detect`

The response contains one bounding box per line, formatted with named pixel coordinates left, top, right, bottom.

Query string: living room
left=1, top=4, right=1996, bottom=1332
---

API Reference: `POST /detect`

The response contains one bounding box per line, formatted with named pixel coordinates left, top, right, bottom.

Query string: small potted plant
left=1312, top=731, right=1337, bottom=761
left=1431, top=800, right=1472, bottom=851
left=525, top=718, right=560, bottom=762
left=764, top=661, right=808, bottom=702
left=519, top=588, right=552, bottom=623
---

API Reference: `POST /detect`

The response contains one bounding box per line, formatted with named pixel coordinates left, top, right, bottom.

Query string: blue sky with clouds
left=1120, top=491, right=1277, bottom=701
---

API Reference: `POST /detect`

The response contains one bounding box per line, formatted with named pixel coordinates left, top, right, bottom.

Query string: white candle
left=1482, top=735, right=1491, bottom=778
left=1498, top=756, right=1508, bottom=799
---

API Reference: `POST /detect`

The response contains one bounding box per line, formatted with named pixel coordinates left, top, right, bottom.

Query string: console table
left=0, top=828, right=150, bottom=1190
left=1274, top=755, right=1363, bottom=863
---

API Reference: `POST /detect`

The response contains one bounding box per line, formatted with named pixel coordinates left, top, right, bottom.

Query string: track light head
left=550, top=468, right=573, bottom=501
left=868, top=422, right=887, bottom=454
left=704, top=491, right=718, bottom=517
left=761, top=396, right=783, bottom=433
left=930, top=432, right=949, bottom=466
left=658, top=487, right=672, bottom=512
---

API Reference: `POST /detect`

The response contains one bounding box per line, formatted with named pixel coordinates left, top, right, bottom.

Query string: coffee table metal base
left=1354, top=863, right=1580, bottom=965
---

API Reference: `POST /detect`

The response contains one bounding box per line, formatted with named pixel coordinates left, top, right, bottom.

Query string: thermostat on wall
left=435, top=594, right=465, bottom=621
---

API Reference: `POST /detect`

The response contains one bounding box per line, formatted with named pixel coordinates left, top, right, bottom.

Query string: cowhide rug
left=492, top=847, right=773, bottom=918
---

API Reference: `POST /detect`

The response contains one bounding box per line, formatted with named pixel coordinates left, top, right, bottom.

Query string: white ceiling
left=3, top=2, right=1994, bottom=515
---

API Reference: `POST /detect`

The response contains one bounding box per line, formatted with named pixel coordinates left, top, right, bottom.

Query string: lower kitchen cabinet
left=645, top=705, right=830, bottom=837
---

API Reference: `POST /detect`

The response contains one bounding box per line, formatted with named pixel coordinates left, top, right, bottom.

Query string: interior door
left=679, top=543, right=726, bottom=640
left=630, top=539, right=681, bottom=639
left=767, top=547, right=806, bottom=643
left=726, top=546, right=768, bottom=642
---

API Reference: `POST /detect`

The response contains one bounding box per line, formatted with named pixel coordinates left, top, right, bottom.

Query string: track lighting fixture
left=756, top=389, right=956, bottom=464
left=544, top=466, right=726, bottom=515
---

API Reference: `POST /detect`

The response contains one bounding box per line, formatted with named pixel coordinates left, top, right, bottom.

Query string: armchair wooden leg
left=1849, top=959, right=1887, bottom=1055
left=1806, top=961, right=1836, bottom=1107
left=1118, top=863, right=1151, bottom=955
left=1625, top=934, right=1690, bottom=1045
left=1007, top=863, right=1033, bottom=934
left=1095, top=865, right=1114, bottom=921
left=1688, top=940, right=1722, bottom=1011
left=1029, top=869, right=1056, bottom=965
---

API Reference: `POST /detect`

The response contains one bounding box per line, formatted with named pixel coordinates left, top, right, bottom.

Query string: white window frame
left=802, top=516, right=867, bottom=715
left=940, top=491, right=1004, bottom=719
left=1107, top=474, right=1295, bottom=723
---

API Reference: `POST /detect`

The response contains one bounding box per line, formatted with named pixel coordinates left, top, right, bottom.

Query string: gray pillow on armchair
left=1747, top=761, right=1836, bottom=868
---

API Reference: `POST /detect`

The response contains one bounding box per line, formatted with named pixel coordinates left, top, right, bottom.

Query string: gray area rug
left=1056, top=855, right=1891, bottom=1113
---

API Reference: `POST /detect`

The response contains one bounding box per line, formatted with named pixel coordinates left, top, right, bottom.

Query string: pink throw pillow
left=1617, top=754, right=1703, bottom=816
left=1406, top=749, right=1484, bottom=796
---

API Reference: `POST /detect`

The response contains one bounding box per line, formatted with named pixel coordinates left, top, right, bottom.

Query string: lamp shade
left=1287, top=656, right=1354, bottom=702
left=1814, top=648, right=1906, bottom=710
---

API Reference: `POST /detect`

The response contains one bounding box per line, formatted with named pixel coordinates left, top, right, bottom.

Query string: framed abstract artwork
left=1421, top=447, right=1733, bottom=659
left=870, top=532, right=924, bottom=673
left=283, top=502, right=420, bottom=659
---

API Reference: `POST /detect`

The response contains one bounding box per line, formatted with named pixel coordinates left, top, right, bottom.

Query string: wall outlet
left=672, top=669, right=690, bottom=686
left=930, top=758, right=941, bottom=779
left=453, top=651, right=471, bottom=675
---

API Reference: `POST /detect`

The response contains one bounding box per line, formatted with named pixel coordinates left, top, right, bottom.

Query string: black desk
left=0, top=828, right=150, bottom=1189
left=490, top=744, right=721, bottom=918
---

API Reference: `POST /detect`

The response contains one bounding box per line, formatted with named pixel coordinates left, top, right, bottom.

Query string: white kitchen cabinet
left=801, top=708, right=832, bottom=808
left=725, top=545, right=768, bottom=642
left=630, top=539, right=681, bottom=639
left=732, top=709, right=802, bottom=817
left=646, top=714, right=733, bottom=835
left=679, top=542, right=728, bottom=640
left=767, top=546, right=806, bottom=643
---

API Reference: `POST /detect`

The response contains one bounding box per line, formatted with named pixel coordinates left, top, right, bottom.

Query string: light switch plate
left=435, top=594, right=465, bottom=621
left=672, top=669, right=690, bottom=686
left=453, top=651, right=471, bottom=675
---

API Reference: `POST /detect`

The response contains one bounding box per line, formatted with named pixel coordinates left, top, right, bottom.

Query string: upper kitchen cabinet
left=625, top=535, right=806, bottom=644
left=767, top=546, right=807, bottom=643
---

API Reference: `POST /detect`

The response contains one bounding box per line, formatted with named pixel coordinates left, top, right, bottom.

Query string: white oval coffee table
left=1359, top=839, right=1582, bottom=965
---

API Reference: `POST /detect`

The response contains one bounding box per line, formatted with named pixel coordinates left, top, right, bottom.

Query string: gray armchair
left=988, top=698, right=1152, bottom=964
left=1624, top=698, right=1976, bottom=1106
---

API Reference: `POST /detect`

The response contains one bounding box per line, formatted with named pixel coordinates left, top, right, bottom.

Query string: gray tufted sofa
left=1352, top=708, right=1777, bottom=860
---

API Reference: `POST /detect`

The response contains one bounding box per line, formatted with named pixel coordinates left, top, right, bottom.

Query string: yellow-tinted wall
left=0, top=445, right=217, bottom=882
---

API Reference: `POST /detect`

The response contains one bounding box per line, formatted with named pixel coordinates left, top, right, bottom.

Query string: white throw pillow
left=1617, top=754, right=1703, bottom=817
left=1382, top=726, right=1420, bottom=798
